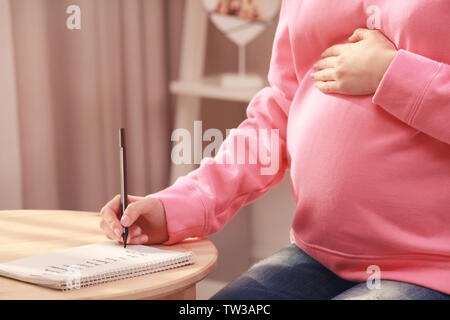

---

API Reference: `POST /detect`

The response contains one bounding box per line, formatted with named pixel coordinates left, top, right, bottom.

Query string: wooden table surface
left=0, top=210, right=218, bottom=300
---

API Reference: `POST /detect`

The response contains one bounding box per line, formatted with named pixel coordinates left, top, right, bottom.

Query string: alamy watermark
left=171, top=121, right=281, bottom=175
left=66, top=5, right=81, bottom=30
left=65, top=265, right=82, bottom=290
left=366, top=265, right=381, bottom=290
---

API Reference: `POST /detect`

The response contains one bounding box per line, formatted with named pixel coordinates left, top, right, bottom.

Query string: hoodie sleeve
left=373, top=49, right=450, bottom=145
left=151, top=0, right=299, bottom=245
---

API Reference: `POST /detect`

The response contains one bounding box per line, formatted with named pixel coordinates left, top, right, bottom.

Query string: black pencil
left=119, top=128, right=129, bottom=248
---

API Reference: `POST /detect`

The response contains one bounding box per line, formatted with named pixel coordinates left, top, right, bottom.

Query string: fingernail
left=114, top=228, right=121, bottom=237
left=121, top=215, right=131, bottom=226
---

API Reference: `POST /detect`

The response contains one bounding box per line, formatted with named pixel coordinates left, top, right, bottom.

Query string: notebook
left=0, top=241, right=195, bottom=290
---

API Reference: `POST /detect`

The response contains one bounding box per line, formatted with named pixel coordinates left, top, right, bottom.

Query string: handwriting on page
left=43, top=250, right=150, bottom=275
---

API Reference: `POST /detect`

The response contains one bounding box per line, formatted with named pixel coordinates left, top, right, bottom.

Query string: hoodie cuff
left=148, top=178, right=207, bottom=245
left=372, top=49, right=442, bottom=125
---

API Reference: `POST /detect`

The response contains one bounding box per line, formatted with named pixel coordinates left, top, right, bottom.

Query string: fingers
left=127, top=195, right=145, bottom=203
left=99, top=194, right=151, bottom=245
left=100, top=195, right=122, bottom=238
left=119, top=226, right=149, bottom=245
left=310, top=68, right=337, bottom=81
left=321, top=44, right=346, bottom=58
left=314, top=81, right=341, bottom=94
left=121, top=198, right=158, bottom=228
left=100, top=194, right=145, bottom=224
left=348, top=28, right=375, bottom=42
left=313, top=56, right=338, bottom=71
left=101, top=218, right=147, bottom=244
left=125, top=234, right=149, bottom=245
left=103, top=194, right=121, bottom=218
left=99, top=219, right=120, bottom=241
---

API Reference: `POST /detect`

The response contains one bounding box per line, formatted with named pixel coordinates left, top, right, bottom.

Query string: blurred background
left=0, top=0, right=295, bottom=298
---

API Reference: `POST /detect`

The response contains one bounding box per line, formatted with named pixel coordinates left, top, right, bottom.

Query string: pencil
left=119, top=128, right=129, bottom=248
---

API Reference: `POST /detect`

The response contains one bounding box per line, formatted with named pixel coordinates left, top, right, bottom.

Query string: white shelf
left=170, top=75, right=264, bottom=103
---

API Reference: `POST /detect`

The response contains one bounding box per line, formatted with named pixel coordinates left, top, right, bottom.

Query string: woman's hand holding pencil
left=100, top=195, right=169, bottom=245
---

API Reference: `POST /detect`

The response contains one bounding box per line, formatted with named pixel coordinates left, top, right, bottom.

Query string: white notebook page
left=0, top=241, right=194, bottom=290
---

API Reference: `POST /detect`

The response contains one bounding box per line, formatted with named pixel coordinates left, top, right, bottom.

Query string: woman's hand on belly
left=311, top=28, right=397, bottom=96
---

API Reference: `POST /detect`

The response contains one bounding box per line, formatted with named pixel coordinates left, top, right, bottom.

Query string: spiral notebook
left=0, top=242, right=195, bottom=290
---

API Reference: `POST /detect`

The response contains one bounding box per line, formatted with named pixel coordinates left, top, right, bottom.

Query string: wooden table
left=0, top=210, right=218, bottom=300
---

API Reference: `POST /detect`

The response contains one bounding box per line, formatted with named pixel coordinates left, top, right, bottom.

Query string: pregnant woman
left=100, top=0, right=450, bottom=299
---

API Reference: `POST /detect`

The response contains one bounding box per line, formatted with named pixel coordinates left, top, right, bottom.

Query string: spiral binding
left=61, top=251, right=194, bottom=290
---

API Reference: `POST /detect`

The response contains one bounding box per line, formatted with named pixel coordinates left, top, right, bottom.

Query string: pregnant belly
left=286, top=83, right=450, bottom=256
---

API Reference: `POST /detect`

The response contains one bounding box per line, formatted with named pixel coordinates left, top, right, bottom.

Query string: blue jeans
left=211, top=244, right=449, bottom=300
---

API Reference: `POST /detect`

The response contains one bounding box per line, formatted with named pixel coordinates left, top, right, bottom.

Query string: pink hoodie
left=154, top=0, right=450, bottom=294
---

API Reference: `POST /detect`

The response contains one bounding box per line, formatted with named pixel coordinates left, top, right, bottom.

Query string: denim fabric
left=332, top=280, right=450, bottom=300
left=210, top=243, right=450, bottom=300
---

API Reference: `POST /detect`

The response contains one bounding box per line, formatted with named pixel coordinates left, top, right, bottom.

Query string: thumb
left=348, top=28, right=372, bottom=42
left=121, top=198, right=156, bottom=227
